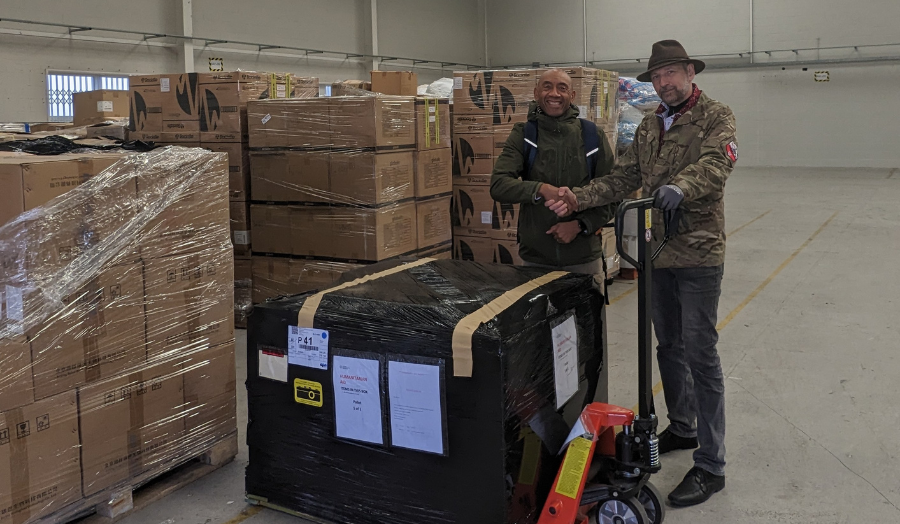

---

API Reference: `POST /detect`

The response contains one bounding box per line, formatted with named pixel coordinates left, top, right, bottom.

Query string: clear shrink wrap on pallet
left=0, top=147, right=237, bottom=523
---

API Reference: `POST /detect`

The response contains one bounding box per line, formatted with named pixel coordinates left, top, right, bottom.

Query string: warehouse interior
left=0, top=1, right=898, bottom=523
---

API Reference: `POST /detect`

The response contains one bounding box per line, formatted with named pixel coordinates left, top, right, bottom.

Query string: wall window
left=47, top=72, right=129, bottom=122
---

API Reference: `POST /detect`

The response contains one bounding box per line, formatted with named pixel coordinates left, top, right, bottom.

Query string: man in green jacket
left=490, top=68, right=617, bottom=286
left=548, top=40, right=737, bottom=507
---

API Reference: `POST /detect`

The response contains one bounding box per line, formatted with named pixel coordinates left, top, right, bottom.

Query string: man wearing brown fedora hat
left=548, top=39, right=737, bottom=508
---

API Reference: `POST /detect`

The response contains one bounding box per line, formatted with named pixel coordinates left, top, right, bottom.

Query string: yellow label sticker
left=645, top=209, right=652, bottom=229
left=294, top=379, right=323, bottom=407
left=554, top=436, right=593, bottom=499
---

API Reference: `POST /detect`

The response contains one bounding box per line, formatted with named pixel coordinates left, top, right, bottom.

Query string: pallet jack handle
left=613, top=198, right=676, bottom=420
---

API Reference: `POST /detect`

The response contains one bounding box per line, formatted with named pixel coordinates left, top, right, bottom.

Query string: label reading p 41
left=288, top=326, right=329, bottom=370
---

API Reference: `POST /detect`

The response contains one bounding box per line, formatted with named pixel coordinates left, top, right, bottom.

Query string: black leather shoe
left=657, top=427, right=699, bottom=454
left=668, top=466, right=725, bottom=507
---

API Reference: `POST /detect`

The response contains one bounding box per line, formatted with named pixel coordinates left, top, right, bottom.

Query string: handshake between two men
left=538, top=183, right=686, bottom=220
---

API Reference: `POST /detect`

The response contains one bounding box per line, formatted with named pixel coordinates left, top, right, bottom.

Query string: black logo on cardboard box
left=496, top=243, right=517, bottom=264
left=16, top=421, right=30, bottom=439
left=175, top=73, right=200, bottom=116
left=0, top=428, right=9, bottom=445
left=453, top=137, right=476, bottom=176
left=493, top=86, right=518, bottom=125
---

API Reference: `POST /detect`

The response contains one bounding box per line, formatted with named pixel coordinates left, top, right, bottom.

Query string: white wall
left=0, top=0, right=485, bottom=122
left=485, top=0, right=900, bottom=168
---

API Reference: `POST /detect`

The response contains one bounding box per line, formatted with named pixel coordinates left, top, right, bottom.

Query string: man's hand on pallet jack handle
left=652, top=185, right=684, bottom=212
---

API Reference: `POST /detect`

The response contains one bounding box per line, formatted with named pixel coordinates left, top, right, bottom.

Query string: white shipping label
left=429, top=106, right=436, bottom=113
left=233, top=230, right=251, bottom=245
left=577, top=105, right=588, bottom=117
left=552, top=315, right=579, bottom=409
left=97, top=100, right=114, bottom=113
left=259, top=349, right=288, bottom=382
left=481, top=211, right=492, bottom=224
left=288, top=326, right=329, bottom=370
left=596, top=107, right=603, bottom=119
left=429, top=116, right=436, bottom=122
left=5, top=285, right=23, bottom=322
left=276, top=84, right=286, bottom=98
left=160, top=77, right=170, bottom=92
left=389, top=361, right=444, bottom=454
left=453, top=77, right=463, bottom=90
left=261, top=113, right=272, bottom=124
left=333, top=355, right=383, bottom=444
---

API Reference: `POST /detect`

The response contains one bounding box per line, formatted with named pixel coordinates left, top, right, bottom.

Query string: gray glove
left=652, top=185, right=684, bottom=211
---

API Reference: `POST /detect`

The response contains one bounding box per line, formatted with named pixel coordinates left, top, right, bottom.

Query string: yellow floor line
left=628, top=210, right=839, bottom=413
left=608, top=208, right=772, bottom=306
left=221, top=505, right=263, bottom=524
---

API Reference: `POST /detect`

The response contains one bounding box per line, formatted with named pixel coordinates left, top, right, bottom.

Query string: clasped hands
left=538, top=184, right=577, bottom=217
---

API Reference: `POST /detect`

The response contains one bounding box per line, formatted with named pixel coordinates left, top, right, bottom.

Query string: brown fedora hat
left=636, top=40, right=706, bottom=82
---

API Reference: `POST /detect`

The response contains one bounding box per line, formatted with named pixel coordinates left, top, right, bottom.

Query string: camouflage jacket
left=572, top=91, right=737, bottom=268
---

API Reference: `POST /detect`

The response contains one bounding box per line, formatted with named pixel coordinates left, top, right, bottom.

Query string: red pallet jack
left=538, top=198, right=674, bottom=524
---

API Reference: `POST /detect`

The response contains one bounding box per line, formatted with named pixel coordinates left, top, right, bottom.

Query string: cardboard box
left=489, top=70, right=535, bottom=126
left=329, top=150, right=415, bottom=205
left=452, top=113, right=492, bottom=135
left=452, top=184, right=494, bottom=235
left=452, top=72, right=493, bottom=115
left=247, top=99, right=331, bottom=149
left=370, top=71, right=417, bottom=96
left=203, top=142, right=250, bottom=201
left=330, top=96, right=416, bottom=150
left=330, top=203, right=418, bottom=261
left=452, top=134, right=494, bottom=176
left=142, top=249, right=235, bottom=360
left=491, top=229, right=523, bottom=266
left=128, top=131, right=163, bottom=143
left=78, top=358, right=185, bottom=496
left=250, top=151, right=330, bottom=204
left=137, top=155, right=230, bottom=260
left=0, top=337, right=34, bottom=413
left=157, top=131, right=201, bottom=144
left=452, top=235, right=492, bottom=262
left=182, top=342, right=237, bottom=442
left=492, top=201, right=520, bottom=230
left=235, top=257, right=252, bottom=282
left=454, top=174, right=491, bottom=186
left=162, top=120, right=200, bottom=133
left=29, top=261, right=147, bottom=400
left=249, top=205, right=294, bottom=256
left=416, top=97, right=451, bottom=150
left=160, top=73, right=201, bottom=122
left=73, top=90, right=130, bottom=127
left=85, top=122, right=128, bottom=140
left=0, top=391, right=82, bottom=522
left=0, top=153, right=128, bottom=226
left=414, top=148, right=452, bottom=199
left=198, top=81, right=268, bottom=136
left=230, top=201, right=251, bottom=256
left=128, top=83, right=163, bottom=132
left=251, top=257, right=361, bottom=303
left=330, top=80, right=370, bottom=97
left=416, top=196, right=452, bottom=250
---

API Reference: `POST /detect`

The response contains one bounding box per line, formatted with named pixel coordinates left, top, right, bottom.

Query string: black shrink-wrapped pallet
left=246, top=259, right=608, bottom=524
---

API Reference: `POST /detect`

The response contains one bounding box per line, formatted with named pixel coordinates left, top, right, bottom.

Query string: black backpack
left=523, top=118, right=602, bottom=179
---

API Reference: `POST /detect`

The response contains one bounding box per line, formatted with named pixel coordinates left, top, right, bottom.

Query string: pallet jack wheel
left=589, top=496, right=650, bottom=524
left=637, top=482, right=666, bottom=524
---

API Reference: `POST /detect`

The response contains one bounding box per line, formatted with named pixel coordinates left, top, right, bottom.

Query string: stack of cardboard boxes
left=128, top=71, right=319, bottom=327
left=245, top=89, right=453, bottom=302
left=450, top=67, right=619, bottom=267
left=0, top=148, right=236, bottom=522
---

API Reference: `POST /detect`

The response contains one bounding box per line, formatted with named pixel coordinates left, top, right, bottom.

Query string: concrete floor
left=117, top=166, right=900, bottom=524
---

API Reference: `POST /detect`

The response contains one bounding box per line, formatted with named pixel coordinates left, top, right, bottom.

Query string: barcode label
left=288, top=326, right=329, bottom=370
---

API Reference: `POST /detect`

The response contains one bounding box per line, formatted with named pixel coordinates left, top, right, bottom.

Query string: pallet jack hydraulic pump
left=538, top=198, right=674, bottom=524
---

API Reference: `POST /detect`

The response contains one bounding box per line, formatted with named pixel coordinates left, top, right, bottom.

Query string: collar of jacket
left=655, top=85, right=704, bottom=130
left=527, top=101, right=580, bottom=131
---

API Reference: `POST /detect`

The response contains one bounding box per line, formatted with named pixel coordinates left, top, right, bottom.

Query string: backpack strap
left=523, top=120, right=538, bottom=177
left=580, top=118, right=600, bottom=180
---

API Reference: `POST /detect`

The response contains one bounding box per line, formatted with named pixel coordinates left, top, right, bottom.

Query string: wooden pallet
left=40, top=432, right=238, bottom=524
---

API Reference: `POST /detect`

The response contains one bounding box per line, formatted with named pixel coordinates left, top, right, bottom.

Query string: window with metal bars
left=47, top=72, right=130, bottom=122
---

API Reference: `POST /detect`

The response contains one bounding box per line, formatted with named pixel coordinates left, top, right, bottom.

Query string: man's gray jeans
left=652, top=265, right=726, bottom=476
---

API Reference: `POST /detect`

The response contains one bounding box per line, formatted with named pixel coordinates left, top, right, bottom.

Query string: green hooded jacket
left=490, top=102, right=617, bottom=267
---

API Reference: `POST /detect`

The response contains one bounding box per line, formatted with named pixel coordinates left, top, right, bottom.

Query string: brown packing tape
left=127, top=369, right=146, bottom=480
left=9, top=407, right=32, bottom=524
left=451, top=271, right=568, bottom=377
left=297, top=258, right=435, bottom=328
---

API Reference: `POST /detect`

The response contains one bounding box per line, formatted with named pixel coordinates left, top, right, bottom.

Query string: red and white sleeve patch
left=725, top=141, right=738, bottom=163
